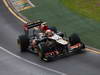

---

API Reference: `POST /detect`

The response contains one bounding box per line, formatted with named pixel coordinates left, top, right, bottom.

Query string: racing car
left=17, top=20, right=85, bottom=61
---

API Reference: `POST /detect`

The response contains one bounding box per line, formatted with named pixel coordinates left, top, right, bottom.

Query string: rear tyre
left=17, top=35, right=29, bottom=52
left=48, top=26, right=57, bottom=33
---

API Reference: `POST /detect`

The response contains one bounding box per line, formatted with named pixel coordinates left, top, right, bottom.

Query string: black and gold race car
left=17, top=20, right=85, bottom=62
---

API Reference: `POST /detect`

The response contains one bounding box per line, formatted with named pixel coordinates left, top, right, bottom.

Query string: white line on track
left=0, top=46, right=67, bottom=75
left=3, top=0, right=27, bottom=23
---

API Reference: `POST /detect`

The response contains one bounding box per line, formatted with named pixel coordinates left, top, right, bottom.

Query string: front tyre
left=38, top=43, right=51, bottom=62
left=69, top=33, right=85, bottom=52
left=69, top=33, right=81, bottom=45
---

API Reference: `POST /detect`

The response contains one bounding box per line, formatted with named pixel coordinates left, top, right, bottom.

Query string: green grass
left=20, top=0, right=100, bottom=49
left=61, top=0, right=100, bottom=21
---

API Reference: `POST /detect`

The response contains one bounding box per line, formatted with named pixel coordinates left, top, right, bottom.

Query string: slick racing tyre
left=69, top=33, right=85, bottom=53
left=48, top=26, right=57, bottom=33
left=18, top=35, right=29, bottom=52
left=38, top=43, right=51, bottom=62
left=69, top=33, right=81, bottom=46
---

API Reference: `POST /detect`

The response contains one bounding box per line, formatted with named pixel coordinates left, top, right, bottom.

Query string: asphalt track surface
left=0, top=0, right=100, bottom=75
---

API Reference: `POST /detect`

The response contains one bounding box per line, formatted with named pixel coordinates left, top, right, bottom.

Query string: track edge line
left=0, top=46, right=67, bottom=75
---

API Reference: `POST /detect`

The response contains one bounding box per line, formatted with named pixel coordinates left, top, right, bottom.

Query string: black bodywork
left=17, top=21, right=85, bottom=61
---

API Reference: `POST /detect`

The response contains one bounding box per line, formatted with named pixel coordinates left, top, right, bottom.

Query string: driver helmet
left=45, top=29, right=54, bottom=37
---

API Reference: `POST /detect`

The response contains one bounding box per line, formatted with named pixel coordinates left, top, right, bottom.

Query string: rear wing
left=23, top=22, right=43, bottom=30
